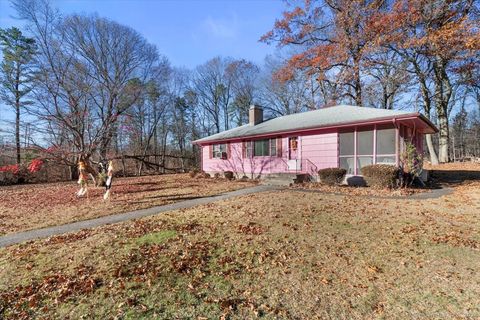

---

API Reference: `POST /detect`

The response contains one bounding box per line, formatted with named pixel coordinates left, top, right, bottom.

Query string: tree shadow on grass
left=126, top=194, right=218, bottom=205
left=114, top=185, right=183, bottom=195
left=429, top=169, right=480, bottom=186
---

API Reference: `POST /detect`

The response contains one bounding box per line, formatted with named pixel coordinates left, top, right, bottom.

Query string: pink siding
left=300, top=130, right=338, bottom=171
left=202, top=130, right=338, bottom=178
left=200, top=122, right=425, bottom=177
left=202, top=139, right=290, bottom=178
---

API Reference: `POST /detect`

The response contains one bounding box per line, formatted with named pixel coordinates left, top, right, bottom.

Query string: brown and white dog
left=103, top=160, right=114, bottom=200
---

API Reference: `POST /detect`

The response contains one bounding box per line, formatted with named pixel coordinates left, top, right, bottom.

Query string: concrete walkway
left=0, top=185, right=279, bottom=248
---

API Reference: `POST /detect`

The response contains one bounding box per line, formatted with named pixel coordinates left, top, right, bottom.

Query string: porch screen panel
left=376, top=128, right=396, bottom=164
left=339, top=132, right=355, bottom=175
left=357, top=130, right=373, bottom=174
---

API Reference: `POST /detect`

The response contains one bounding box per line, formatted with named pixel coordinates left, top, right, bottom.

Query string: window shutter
left=242, top=141, right=246, bottom=158
left=277, top=137, right=282, bottom=157
left=209, top=145, right=213, bottom=159
left=227, top=143, right=231, bottom=159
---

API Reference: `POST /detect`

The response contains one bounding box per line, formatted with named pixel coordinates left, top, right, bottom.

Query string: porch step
left=262, top=173, right=311, bottom=186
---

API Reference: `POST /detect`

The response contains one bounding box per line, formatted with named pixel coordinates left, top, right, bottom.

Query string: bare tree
left=12, top=0, right=161, bottom=173
left=227, top=59, right=260, bottom=126
left=193, top=57, right=236, bottom=134
left=258, top=56, right=312, bottom=117
left=363, top=50, right=411, bottom=110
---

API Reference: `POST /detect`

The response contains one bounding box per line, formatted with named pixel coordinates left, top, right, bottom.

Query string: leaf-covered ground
left=0, top=166, right=479, bottom=319
left=0, top=174, right=257, bottom=235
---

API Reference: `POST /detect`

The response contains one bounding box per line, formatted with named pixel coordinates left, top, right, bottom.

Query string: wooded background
left=0, top=0, right=479, bottom=181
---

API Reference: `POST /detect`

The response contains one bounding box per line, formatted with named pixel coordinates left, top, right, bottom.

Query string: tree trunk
left=433, top=57, right=452, bottom=163
left=353, top=54, right=362, bottom=106
left=408, top=55, right=441, bottom=165
left=15, top=102, right=21, bottom=165
left=437, top=113, right=449, bottom=163
left=162, top=133, right=168, bottom=174
left=70, top=164, right=79, bottom=181
left=425, top=134, right=439, bottom=165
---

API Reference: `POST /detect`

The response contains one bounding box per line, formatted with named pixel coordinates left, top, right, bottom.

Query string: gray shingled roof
left=193, top=105, right=429, bottom=144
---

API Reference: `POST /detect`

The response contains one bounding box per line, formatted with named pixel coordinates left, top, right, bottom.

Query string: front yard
left=1, top=165, right=479, bottom=319
left=0, top=174, right=256, bottom=235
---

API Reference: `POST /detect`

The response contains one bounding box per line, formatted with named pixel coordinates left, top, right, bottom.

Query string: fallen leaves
left=0, top=265, right=102, bottom=319
left=431, top=232, right=478, bottom=249
left=290, top=182, right=430, bottom=197
left=1, top=172, right=480, bottom=319
left=237, top=222, right=267, bottom=235
left=170, top=241, right=215, bottom=274
left=0, top=174, right=257, bottom=235
left=367, top=265, right=383, bottom=274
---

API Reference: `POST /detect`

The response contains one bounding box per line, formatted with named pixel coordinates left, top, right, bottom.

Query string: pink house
left=193, top=105, right=438, bottom=181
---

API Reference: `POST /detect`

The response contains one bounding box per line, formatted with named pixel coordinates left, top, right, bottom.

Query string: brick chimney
left=249, top=105, right=263, bottom=125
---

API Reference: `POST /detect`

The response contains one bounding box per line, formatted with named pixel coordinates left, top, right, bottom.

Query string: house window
left=289, top=137, right=298, bottom=151
left=245, top=141, right=253, bottom=158
left=339, top=126, right=397, bottom=175
left=212, top=144, right=227, bottom=159
left=245, top=138, right=277, bottom=157
left=254, top=139, right=270, bottom=156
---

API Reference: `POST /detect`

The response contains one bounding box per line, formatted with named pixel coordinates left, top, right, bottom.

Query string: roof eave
left=417, top=113, right=439, bottom=133
left=193, top=113, right=438, bottom=145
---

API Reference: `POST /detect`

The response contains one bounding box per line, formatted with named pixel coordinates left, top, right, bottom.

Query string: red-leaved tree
left=261, top=0, right=387, bottom=106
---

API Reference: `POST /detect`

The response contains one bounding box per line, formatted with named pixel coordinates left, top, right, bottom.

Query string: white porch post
left=373, top=124, right=377, bottom=164
left=395, top=126, right=400, bottom=166
left=354, top=127, right=358, bottom=175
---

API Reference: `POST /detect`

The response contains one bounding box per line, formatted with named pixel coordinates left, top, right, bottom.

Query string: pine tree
left=0, top=27, right=36, bottom=164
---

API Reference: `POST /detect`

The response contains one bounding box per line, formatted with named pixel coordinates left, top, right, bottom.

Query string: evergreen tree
left=0, top=27, right=36, bottom=164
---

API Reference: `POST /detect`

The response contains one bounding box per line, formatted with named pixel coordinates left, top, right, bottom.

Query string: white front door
left=287, top=137, right=300, bottom=170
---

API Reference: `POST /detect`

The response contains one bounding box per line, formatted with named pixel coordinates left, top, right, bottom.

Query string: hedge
left=189, top=169, right=199, bottom=178
left=196, top=171, right=211, bottom=179
left=224, top=171, right=234, bottom=180
left=318, top=168, right=347, bottom=185
left=361, top=164, right=400, bottom=189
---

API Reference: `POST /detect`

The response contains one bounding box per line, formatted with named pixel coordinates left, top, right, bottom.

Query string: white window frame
left=212, top=143, right=227, bottom=159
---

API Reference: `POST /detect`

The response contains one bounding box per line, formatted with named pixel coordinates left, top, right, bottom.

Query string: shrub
left=0, top=172, right=16, bottom=186
left=224, top=171, right=234, bottom=180
left=27, top=159, right=43, bottom=173
left=361, top=164, right=400, bottom=189
left=0, top=164, right=29, bottom=184
left=240, top=175, right=249, bottom=181
left=400, top=141, right=424, bottom=187
left=189, top=169, right=199, bottom=178
left=318, top=168, right=347, bottom=185
left=213, top=173, right=221, bottom=179
left=196, top=171, right=211, bottom=179
left=401, top=141, right=423, bottom=176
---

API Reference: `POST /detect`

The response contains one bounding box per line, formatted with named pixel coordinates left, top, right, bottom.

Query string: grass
left=0, top=167, right=480, bottom=319
left=0, top=173, right=256, bottom=234
left=135, top=230, right=177, bottom=245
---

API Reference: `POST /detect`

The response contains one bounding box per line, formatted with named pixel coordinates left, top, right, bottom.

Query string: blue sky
left=0, top=0, right=286, bottom=132
left=0, top=0, right=286, bottom=68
